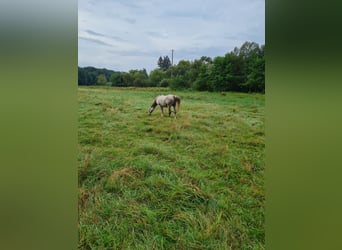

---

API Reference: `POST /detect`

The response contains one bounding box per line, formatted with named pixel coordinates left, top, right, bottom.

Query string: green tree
left=232, top=42, right=265, bottom=92
left=172, top=60, right=192, bottom=89
left=159, top=78, right=171, bottom=87
left=244, top=56, right=265, bottom=92
left=210, top=56, right=227, bottom=91
left=188, top=56, right=213, bottom=89
left=121, top=72, right=133, bottom=86
left=194, top=63, right=214, bottom=91
left=78, top=41, right=264, bottom=93
left=239, top=42, right=260, bottom=58
left=158, top=56, right=163, bottom=69
left=78, top=66, right=117, bottom=85
left=78, top=67, right=88, bottom=85
left=169, top=75, right=187, bottom=90
left=157, top=56, right=172, bottom=71
left=149, top=69, right=165, bottom=87
left=224, top=52, right=246, bottom=92
left=128, top=69, right=149, bottom=87
left=97, top=74, right=107, bottom=85
left=111, top=72, right=124, bottom=87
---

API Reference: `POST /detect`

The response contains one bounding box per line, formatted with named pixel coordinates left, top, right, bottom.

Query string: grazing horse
left=149, top=94, right=181, bottom=118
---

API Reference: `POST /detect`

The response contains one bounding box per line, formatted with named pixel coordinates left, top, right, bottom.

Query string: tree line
left=78, top=41, right=264, bottom=93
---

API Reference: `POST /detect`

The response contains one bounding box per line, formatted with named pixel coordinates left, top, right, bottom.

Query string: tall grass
left=78, top=87, right=265, bottom=249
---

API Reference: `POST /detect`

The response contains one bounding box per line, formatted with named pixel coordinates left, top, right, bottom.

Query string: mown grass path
left=78, top=87, right=265, bottom=249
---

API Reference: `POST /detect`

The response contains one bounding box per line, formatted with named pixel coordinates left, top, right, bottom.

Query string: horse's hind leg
left=168, top=106, right=172, bottom=117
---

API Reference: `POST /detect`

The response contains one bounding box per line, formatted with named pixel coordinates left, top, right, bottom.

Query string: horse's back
left=165, top=95, right=177, bottom=105
left=156, top=95, right=165, bottom=105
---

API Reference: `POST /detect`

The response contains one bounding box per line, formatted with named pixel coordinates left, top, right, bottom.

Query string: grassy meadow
left=78, top=87, right=265, bottom=249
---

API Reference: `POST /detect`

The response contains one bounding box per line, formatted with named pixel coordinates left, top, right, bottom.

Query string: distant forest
left=78, top=41, right=264, bottom=93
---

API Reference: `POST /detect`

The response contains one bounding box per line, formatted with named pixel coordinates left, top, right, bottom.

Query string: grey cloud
left=194, top=34, right=212, bottom=41
left=111, top=36, right=127, bottom=42
left=116, top=0, right=141, bottom=9
left=84, top=30, right=127, bottom=42
left=87, top=0, right=96, bottom=6
left=107, top=49, right=159, bottom=58
left=163, top=7, right=212, bottom=20
left=176, top=46, right=229, bottom=59
left=79, top=36, right=114, bottom=47
left=124, top=18, right=136, bottom=24
left=146, top=31, right=168, bottom=39
left=85, top=30, right=107, bottom=37
left=223, top=34, right=240, bottom=40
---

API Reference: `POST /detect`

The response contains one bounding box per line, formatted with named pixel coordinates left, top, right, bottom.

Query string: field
left=78, top=87, right=265, bottom=249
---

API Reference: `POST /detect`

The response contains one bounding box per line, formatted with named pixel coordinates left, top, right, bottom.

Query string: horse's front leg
left=168, top=106, right=172, bottom=117
left=160, top=106, right=164, bottom=116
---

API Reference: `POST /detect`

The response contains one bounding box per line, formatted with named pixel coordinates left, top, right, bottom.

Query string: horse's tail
left=174, top=96, right=181, bottom=112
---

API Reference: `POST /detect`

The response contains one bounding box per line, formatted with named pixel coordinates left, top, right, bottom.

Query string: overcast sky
left=78, top=0, right=264, bottom=73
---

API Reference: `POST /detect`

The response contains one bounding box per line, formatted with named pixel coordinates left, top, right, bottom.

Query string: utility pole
left=171, top=49, right=174, bottom=66
left=171, top=49, right=174, bottom=78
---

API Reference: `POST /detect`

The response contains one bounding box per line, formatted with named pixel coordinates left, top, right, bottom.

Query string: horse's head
left=148, top=106, right=155, bottom=114
left=148, top=99, right=157, bottom=115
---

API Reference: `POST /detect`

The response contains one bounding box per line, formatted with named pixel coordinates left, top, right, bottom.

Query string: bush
left=159, top=78, right=171, bottom=87
left=169, top=76, right=187, bottom=90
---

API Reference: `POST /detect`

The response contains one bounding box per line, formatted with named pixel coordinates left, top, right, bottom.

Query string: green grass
left=78, top=87, right=265, bottom=249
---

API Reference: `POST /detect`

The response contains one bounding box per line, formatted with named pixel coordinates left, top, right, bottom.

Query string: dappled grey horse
left=149, top=94, right=181, bottom=118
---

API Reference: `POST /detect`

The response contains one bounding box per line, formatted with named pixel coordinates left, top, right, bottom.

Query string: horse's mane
left=151, top=98, right=157, bottom=108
